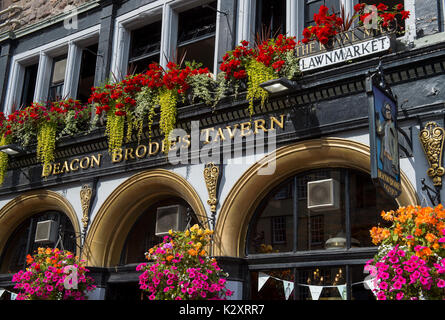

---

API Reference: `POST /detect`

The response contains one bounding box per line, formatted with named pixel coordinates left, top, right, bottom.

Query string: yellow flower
left=45, top=248, right=52, bottom=255
left=168, top=229, right=173, bottom=235
left=185, top=230, right=190, bottom=236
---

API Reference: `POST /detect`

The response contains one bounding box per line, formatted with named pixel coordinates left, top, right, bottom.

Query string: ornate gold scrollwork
left=80, top=184, right=93, bottom=229
left=204, top=163, right=220, bottom=213
left=419, top=122, right=445, bottom=187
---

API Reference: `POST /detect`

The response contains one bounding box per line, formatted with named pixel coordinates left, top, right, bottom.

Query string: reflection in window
left=255, top=0, right=286, bottom=39
left=248, top=181, right=293, bottom=254
left=48, top=56, right=67, bottom=101
left=77, top=43, right=98, bottom=103
left=128, top=21, right=162, bottom=74
left=20, top=63, right=38, bottom=108
left=120, top=198, right=199, bottom=265
left=176, top=2, right=216, bottom=71
left=298, top=266, right=346, bottom=300
left=0, top=211, right=76, bottom=274
left=247, top=168, right=396, bottom=254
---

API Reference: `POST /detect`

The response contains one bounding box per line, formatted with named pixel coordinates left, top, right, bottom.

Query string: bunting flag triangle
left=364, top=278, right=377, bottom=293
left=282, top=280, right=294, bottom=300
left=337, top=284, right=347, bottom=300
left=308, top=285, right=323, bottom=300
left=258, top=272, right=270, bottom=292
left=10, top=292, right=17, bottom=300
left=0, top=289, right=4, bottom=298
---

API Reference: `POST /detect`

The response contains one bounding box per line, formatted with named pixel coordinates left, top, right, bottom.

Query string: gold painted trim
left=83, top=169, right=207, bottom=267
left=214, top=138, right=419, bottom=257
left=0, top=190, right=81, bottom=268
left=80, top=184, right=93, bottom=230
left=204, top=163, right=220, bottom=213
left=419, top=122, right=445, bottom=187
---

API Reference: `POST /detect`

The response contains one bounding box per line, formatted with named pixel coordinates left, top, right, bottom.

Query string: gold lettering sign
left=40, top=115, right=286, bottom=177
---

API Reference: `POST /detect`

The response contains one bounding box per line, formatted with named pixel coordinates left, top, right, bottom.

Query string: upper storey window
left=255, top=0, right=286, bottom=39
left=128, top=20, right=162, bottom=74
left=176, top=2, right=217, bottom=71
left=19, top=63, right=38, bottom=109
left=48, top=55, right=67, bottom=102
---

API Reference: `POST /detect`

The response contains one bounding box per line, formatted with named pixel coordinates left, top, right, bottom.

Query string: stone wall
left=0, top=0, right=94, bottom=33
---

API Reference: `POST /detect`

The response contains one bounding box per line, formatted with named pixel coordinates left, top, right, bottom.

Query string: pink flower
left=437, top=279, right=445, bottom=288
left=377, top=291, right=386, bottom=300
left=396, top=292, right=404, bottom=300
left=378, top=281, right=388, bottom=290
left=392, top=281, right=402, bottom=290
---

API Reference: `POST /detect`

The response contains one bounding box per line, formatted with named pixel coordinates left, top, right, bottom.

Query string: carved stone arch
left=83, top=169, right=207, bottom=267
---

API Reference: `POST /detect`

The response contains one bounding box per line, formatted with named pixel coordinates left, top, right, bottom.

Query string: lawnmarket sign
left=297, top=28, right=395, bottom=72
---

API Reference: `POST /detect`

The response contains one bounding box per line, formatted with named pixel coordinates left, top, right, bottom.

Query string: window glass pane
left=251, top=269, right=294, bottom=300
left=297, top=266, right=346, bottom=300
left=297, top=169, right=346, bottom=251
left=51, top=58, right=67, bottom=84
left=20, top=63, right=38, bottom=108
left=77, top=43, right=98, bottom=103
left=177, top=2, right=217, bottom=44
left=129, top=54, right=160, bottom=75
left=176, top=2, right=216, bottom=70
left=129, top=21, right=161, bottom=74
left=248, top=181, right=293, bottom=254
left=349, top=171, right=396, bottom=247
left=255, top=0, right=286, bottom=39
left=177, top=36, right=215, bottom=71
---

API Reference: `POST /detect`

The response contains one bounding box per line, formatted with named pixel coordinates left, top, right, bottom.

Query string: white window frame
left=4, top=25, right=100, bottom=114
left=110, top=0, right=220, bottom=81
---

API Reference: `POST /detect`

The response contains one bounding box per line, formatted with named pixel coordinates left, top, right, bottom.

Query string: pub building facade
left=0, top=0, right=443, bottom=301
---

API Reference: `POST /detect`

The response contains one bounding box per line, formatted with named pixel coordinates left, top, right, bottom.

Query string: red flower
left=401, top=10, right=410, bottom=20
left=377, top=3, right=388, bottom=11
left=354, top=3, right=365, bottom=12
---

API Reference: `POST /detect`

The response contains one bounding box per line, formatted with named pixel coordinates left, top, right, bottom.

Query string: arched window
left=0, top=211, right=76, bottom=274
left=247, top=168, right=396, bottom=300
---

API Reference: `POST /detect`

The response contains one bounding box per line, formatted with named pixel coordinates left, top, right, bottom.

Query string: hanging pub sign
left=367, top=68, right=401, bottom=199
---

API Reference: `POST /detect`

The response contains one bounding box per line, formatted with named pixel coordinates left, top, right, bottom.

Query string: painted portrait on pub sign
left=369, top=84, right=401, bottom=198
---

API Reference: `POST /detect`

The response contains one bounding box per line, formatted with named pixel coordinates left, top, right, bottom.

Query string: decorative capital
left=203, top=163, right=220, bottom=213
left=419, top=122, right=445, bottom=187
left=80, top=184, right=93, bottom=230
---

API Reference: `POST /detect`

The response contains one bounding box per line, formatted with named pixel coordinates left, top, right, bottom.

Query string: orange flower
left=414, top=228, right=423, bottom=236
left=26, top=254, right=34, bottom=264
left=394, top=223, right=403, bottom=235
left=370, top=227, right=390, bottom=245
left=426, top=233, right=436, bottom=243
left=166, top=255, right=174, bottom=262
left=199, top=250, right=206, bottom=256
left=188, top=249, right=197, bottom=256
left=45, top=248, right=52, bottom=255
left=381, top=210, right=394, bottom=221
